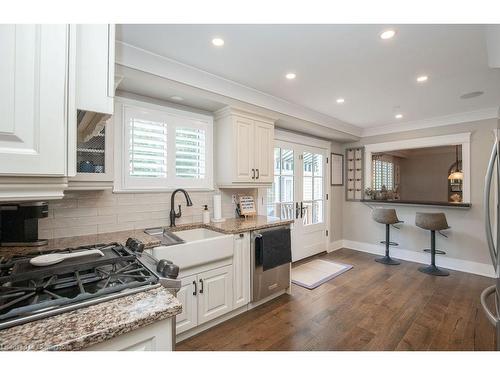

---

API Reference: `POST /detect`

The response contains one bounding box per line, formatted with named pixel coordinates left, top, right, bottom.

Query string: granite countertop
left=0, top=229, right=161, bottom=258
left=360, top=199, right=471, bottom=209
left=170, top=215, right=294, bottom=234
left=0, top=285, right=181, bottom=351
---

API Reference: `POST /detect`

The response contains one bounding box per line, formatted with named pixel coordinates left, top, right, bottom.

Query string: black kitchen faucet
left=169, top=189, right=193, bottom=227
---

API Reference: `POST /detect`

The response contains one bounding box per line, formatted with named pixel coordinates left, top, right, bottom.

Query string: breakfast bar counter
left=360, top=199, right=471, bottom=209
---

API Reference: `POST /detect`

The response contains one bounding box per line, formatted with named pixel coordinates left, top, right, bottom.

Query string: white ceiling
left=116, top=24, right=500, bottom=130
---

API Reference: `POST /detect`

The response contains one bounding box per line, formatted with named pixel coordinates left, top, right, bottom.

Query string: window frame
left=364, top=132, right=471, bottom=203
left=114, top=97, right=213, bottom=192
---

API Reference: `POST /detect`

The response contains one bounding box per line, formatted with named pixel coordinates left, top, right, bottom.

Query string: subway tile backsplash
left=39, top=189, right=256, bottom=239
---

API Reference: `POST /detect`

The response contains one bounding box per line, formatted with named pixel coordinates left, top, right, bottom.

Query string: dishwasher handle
left=254, top=233, right=263, bottom=266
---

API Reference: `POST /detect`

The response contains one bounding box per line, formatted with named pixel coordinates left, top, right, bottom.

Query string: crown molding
left=115, top=41, right=361, bottom=138
left=361, top=107, right=498, bottom=137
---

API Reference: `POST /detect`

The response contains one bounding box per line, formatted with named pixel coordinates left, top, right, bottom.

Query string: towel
left=256, top=227, right=292, bottom=271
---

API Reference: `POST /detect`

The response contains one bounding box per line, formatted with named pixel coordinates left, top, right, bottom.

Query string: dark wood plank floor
left=177, top=249, right=496, bottom=351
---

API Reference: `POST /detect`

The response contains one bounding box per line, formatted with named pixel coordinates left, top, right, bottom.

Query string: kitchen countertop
left=0, top=285, right=181, bottom=351
left=0, top=215, right=290, bottom=350
left=170, top=215, right=294, bottom=234
left=360, top=199, right=471, bottom=209
left=0, top=229, right=161, bottom=258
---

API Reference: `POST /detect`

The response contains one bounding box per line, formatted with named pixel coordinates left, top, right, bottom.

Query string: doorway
left=263, top=138, right=329, bottom=261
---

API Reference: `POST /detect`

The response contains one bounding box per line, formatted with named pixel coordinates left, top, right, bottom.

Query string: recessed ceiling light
left=380, top=29, right=396, bottom=40
left=212, top=38, right=224, bottom=47
left=416, top=75, right=428, bottom=83
left=460, top=91, right=484, bottom=99
left=336, top=98, right=345, bottom=104
left=170, top=96, right=184, bottom=101
left=395, top=113, right=403, bottom=119
left=285, top=73, right=296, bottom=80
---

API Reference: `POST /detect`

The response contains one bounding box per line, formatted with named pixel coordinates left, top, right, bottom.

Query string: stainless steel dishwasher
left=251, top=226, right=291, bottom=302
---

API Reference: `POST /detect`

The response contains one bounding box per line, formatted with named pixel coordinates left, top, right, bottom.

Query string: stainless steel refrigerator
left=483, top=108, right=500, bottom=351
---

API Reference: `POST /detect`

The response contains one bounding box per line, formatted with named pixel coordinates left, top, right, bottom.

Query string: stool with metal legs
left=415, top=212, right=450, bottom=276
left=372, top=208, right=403, bottom=265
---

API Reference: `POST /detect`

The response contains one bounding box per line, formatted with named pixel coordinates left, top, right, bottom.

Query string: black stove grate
left=0, top=242, right=158, bottom=329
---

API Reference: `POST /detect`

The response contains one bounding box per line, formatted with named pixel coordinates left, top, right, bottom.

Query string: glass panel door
left=265, top=147, right=294, bottom=219
left=265, top=139, right=328, bottom=261
left=302, top=152, right=324, bottom=226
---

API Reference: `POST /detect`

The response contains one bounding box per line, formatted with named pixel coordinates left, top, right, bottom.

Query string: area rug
left=291, top=259, right=353, bottom=289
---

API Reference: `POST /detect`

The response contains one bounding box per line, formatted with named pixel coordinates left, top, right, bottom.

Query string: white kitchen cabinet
left=175, top=275, right=198, bottom=334
left=67, top=24, right=115, bottom=190
left=253, top=120, right=274, bottom=183
left=234, top=116, right=255, bottom=182
left=233, top=233, right=251, bottom=309
left=198, top=265, right=233, bottom=325
left=0, top=25, right=69, bottom=176
left=86, top=318, right=174, bottom=351
left=76, top=24, right=115, bottom=115
left=214, top=108, right=275, bottom=187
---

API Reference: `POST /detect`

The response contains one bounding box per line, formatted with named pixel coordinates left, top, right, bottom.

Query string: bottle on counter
left=202, top=205, right=210, bottom=224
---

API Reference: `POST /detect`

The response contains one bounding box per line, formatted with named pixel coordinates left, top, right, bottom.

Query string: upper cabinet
left=76, top=24, right=115, bottom=115
left=0, top=25, right=69, bottom=177
left=214, top=108, right=275, bottom=187
left=68, top=25, right=116, bottom=189
left=0, top=24, right=116, bottom=200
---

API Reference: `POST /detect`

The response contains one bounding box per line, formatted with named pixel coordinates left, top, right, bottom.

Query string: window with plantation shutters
left=372, top=158, right=394, bottom=191
left=129, top=117, right=168, bottom=178
left=119, top=100, right=213, bottom=191
left=175, top=127, right=206, bottom=179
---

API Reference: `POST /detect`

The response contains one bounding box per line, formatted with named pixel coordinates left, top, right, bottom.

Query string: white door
left=0, top=24, right=68, bottom=176
left=198, top=265, right=233, bottom=325
left=253, top=120, right=274, bottom=183
left=233, top=116, right=254, bottom=182
left=264, top=141, right=328, bottom=261
left=175, top=275, right=198, bottom=334
left=233, top=233, right=250, bottom=309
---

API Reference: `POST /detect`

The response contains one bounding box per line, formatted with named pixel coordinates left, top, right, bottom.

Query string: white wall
left=334, top=118, right=497, bottom=276
left=399, top=150, right=455, bottom=202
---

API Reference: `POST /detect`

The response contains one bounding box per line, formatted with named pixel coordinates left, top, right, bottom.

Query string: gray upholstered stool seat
left=372, top=208, right=402, bottom=265
left=373, top=208, right=400, bottom=225
left=415, top=212, right=450, bottom=276
left=415, top=213, right=450, bottom=231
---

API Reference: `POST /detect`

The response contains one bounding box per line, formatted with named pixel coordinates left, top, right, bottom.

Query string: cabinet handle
left=256, top=168, right=260, bottom=179
left=199, top=279, right=204, bottom=293
left=252, top=169, right=255, bottom=179
left=192, top=280, right=197, bottom=296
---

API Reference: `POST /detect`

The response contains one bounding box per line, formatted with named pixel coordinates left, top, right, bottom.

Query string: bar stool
left=372, top=208, right=403, bottom=265
left=415, top=212, right=450, bottom=276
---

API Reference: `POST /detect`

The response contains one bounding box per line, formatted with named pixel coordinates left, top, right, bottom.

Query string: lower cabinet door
left=233, top=233, right=250, bottom=309
left=197, top=265, right=233, bottom=325
left=175, top=275, right=198, bottom=334
left=86, top=318, right=173, bottom=351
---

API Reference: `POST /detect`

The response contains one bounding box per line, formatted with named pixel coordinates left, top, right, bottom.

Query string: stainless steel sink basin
left=144, top=227, right=185, bottom=247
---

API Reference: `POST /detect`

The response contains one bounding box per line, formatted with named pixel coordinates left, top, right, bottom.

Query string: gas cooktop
left=0, top=240, right=162, bottom=330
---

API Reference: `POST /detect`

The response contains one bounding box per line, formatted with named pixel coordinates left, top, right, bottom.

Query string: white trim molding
left=330, top=240, right=495, bottom=278
left=362, top=107, right=498, bottom=137
left=364, top=132, right=471, bottom=203
left=274, top=129, right=331, bottom=150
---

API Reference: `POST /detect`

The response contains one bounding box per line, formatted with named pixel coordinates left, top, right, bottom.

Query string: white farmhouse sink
left=151, top=228, right=233, bottom=271
left=175, top=228, right=225, bottom=242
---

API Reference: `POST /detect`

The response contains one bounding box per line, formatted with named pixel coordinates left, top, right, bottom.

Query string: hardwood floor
left=177, top=249, right=497, bottom=351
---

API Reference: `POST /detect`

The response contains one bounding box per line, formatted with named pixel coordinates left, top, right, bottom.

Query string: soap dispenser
left=202, top=205, right=210, bottom=224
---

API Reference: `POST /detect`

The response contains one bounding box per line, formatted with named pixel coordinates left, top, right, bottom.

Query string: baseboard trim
left=330, top=240, right=495, bottom=278
left=329, top=240, right=344, bottom=252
